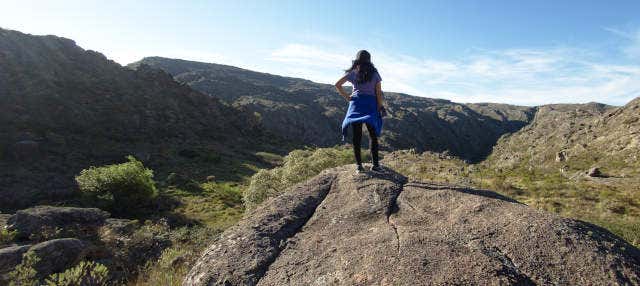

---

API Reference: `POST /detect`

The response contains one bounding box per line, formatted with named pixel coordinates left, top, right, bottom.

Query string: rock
left=7, top=206, right=110, bottom=240
left=27, top=238, right=91, bottom=278
left=12, top=140, right=39, bottom=161
left=184, top=170, right=338, bottom=285
left=555, top=151, right=568, bottom=162
left=0, top=244, right=31, bottom=282
left=587, top=167, right=603, bottom=177
left=184, top=166, right=640, bottom=285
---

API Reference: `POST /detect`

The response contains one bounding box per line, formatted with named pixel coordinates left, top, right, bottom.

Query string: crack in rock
left=386, top=183, right=403, bottom=255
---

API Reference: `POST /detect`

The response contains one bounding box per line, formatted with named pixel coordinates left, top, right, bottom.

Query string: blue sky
left=2, top=0, right=640, bottom=105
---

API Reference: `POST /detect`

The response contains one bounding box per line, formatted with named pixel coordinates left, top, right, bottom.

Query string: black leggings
left=352, top=122, right=379, bottom=166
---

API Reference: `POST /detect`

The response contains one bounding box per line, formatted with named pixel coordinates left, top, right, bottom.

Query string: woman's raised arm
left=334, top=74, right=351, bottom=101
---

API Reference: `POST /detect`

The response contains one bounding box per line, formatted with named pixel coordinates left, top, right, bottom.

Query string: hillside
left=473, top=99, right=640, bottom=246
left=0, top=28, right=280, bottom=211
left=185, top=166, right=640, bottom=285
left=130, top=57, right=535, bottom=162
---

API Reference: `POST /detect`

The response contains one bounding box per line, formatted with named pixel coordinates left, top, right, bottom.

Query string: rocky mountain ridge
left=130, top=57, right=536, bottom=162
left=0, top=28, right=276, bottom=211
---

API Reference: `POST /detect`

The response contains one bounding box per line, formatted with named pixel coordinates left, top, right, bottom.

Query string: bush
left=0, top=229, right=17, bottom=246
left=76, top=156, right=157, bottom=213
left=45, top=261, right=109, bottom=286
left=244, top=147, right=357, bottom=208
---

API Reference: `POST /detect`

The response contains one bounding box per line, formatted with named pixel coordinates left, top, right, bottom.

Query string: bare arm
left=375, top=81, right=384, bottom=110
left=334, top=74, right=351, bottom=101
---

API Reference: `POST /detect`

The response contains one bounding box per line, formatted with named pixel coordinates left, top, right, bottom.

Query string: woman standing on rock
left=335, top=50, right=386, bottom=173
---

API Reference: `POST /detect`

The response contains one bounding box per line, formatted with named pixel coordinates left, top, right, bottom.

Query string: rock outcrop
left=185, top=166, right=640, bottom=285
left=27, top=238, right=92, bottom=279
left=0, top=238, right=92, bottom=283
left=0, top=244, right=31, bottom=280
left=7, top=206, right=110, bottom=240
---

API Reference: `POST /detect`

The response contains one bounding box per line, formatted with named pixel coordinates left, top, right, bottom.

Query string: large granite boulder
left=0, top=244, right=31, bottom=282
left=184, top=166, right=640, bottom=285
left=27, top=238, right=92, bottom=279
left=7, top=206, right=110, bottom=240
left=0, top=238, right=92, bottom=283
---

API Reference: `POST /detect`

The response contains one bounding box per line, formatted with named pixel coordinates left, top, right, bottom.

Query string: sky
left=1, top=0, right=640, bottom=106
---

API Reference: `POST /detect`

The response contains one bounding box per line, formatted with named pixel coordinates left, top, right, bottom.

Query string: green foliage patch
left=9, top=251, right=40, bottom=286
left=45, top=261, right=109, bottom=286
left=244, top=147, right=358, bottom=209
left=0, top=229, right=17, bottom=246
left=76, top=156, right=157, bottom=214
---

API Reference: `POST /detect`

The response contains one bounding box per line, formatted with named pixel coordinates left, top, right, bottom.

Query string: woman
left=335, top=50, right=386, bottom=173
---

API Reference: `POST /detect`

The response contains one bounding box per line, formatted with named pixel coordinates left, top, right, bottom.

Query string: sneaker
left=356, top=164, right=365, bottom=173
left=371, top=165, right=383, bottom=172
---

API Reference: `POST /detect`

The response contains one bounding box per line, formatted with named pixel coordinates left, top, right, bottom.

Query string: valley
left=0, top=28, right=638, bottom=285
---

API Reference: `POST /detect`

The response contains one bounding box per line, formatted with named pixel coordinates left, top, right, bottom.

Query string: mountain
left=0, top=28, right=277, bottom=211
left=130, top=57, right=536, bottom=162
left=486, top=99, right=640, bottom=178
left=184, top=166, right=640, bottom=285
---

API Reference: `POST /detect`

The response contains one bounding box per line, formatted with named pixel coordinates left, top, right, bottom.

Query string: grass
left=165, top=181, right=245, bottom=230
left=472, top=161, right=640, bottom=248
left=129, top=150, right=275, bottom=285
left=131, top=226, right=221, bottom=286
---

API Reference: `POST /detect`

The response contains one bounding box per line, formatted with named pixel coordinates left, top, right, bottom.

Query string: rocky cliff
left=184, top=166, right=640, bottom=285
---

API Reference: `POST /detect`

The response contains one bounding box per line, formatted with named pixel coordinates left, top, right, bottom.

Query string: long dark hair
left=345, top=50, right=378, bottom=84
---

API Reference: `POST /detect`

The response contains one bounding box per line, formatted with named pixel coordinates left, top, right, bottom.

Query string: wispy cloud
left=267, top=40, right=640, bottom=106
left=605, top=27, right=640, bottom=60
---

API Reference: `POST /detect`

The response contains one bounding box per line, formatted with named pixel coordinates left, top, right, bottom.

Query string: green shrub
left=244, top=147, right=357, bottom=208
left=45, top=261, right=109, bottom=286
left=0, top=229, right=18, bottom=246
left=76, top=156, right=157, bottom=213
left=9, top=251, right=40, bottom=286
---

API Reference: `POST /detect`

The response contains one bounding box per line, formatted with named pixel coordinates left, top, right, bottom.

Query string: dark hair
left=345, top=50, right=378, bottom=84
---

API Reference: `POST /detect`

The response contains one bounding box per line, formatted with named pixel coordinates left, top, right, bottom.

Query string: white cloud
left=267, top=42, right=640, bottom=106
